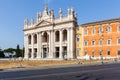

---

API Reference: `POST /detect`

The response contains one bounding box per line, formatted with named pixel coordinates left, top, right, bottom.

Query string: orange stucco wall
left=83, top=22, right=120, bottom=58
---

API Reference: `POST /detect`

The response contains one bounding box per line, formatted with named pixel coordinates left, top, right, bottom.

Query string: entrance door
left=63, top=47, right=67, bottom=59
left=43, top=48, right=47, bottom=58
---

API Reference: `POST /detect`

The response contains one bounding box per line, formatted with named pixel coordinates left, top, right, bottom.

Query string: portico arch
left=63, top=29, right=67, bottom=41
left=55, top=31, right=60, bottom=42
left=42, top=32, right=49, bottom=42
left=33, top=34, right=37, bottom=44
left=28, top=35, right=31, bottom=44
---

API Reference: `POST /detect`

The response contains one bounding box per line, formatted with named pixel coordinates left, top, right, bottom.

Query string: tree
left=0, top=49, right=5, bottom=58
left=15, top=45, right=24, bottom=58
left=16, top=44, right=22, bottom=57
left=4, top=48, right=16, bottom=58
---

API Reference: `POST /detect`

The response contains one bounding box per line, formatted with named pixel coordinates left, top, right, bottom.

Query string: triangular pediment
left=36, top=20, right=52, bottom=27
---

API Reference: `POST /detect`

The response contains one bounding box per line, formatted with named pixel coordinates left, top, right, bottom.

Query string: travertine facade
left=23, top=5, right=77, bottom=60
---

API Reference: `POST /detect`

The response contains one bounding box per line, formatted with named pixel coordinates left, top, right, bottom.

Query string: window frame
left=92, top=26, right=95, bottom=34
left=99, top=27, right=103, bottom=34
left=107, top=50, right=110, bottom=56
left=84, top=40, right=88, bottom=46
left=107, top=38, right=112, bottom=45
left=118, top=37, right=120, bottom=44
left=76, top=34, right=80, bottom=42
left=99, top=39, right=103, bottom=46
left=76, top=49, right=80, bottom=56
left=107, top=25, right=112, bottom=32
left=92, top=40, right=95, bottom=46
left=84, top=28, right=88, bottom=35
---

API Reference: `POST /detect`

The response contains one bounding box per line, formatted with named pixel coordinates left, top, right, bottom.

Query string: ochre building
left=76, top=26, right=83, bottom=59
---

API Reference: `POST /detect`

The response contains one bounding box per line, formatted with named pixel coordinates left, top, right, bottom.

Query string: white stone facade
left=23, top=5, right=77, bottom=60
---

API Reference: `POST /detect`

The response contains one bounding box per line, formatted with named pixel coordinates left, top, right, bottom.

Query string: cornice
left=81, top=18, right=120, bottom=27
left=23, top=19, right=77, bottom=31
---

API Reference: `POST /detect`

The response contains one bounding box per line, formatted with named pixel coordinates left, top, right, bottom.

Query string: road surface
left=0, top=63, right=120, bottom=80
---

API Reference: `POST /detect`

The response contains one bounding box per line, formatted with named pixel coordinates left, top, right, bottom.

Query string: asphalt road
left=0, top=63, right=120, bottom=80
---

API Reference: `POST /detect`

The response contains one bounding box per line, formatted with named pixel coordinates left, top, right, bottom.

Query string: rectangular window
left=118, top=50, right=120, bottom=55
left=107, top=26, right=111, bottom=32
left=92, top=27, right=95, bottom=34
left=76, top=49, right=80, bottom=56
left=92, top=51, right=94, bottom=57
left=92, top=40, right=95, bottom=46
left=99, top=27, right=103, bottom=34
left=99, top=50, right=103, bottom=56
left=84, top=29, right=88, bottom=35
left=76, top=34, right=80, bottom=42
left=107, top=51, right=110, bottom=55
left=99, top=39, right=103, bottom=46
left=118, top=38, right=120, bottom=44
left=84, top=40, right=88, bottom=46
left=118, top=26, right=120, bottom=31
left=107, top=39, right=112, bottom=45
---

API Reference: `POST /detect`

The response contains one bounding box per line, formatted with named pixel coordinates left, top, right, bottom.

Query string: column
left=48, top=31, right=51, bottom=58
left=67, top=28, right=70, bottom=59
left=70, top=28, right=74, bottom=59
left=50, top=30, right=54, bottom=58
left=24, top=34, right=28, bottom=59
left=59, top=30, right=63, bottom=59
left=37, top=32, right=42, bottom=59
left=31, top=33, right=34, bottom=59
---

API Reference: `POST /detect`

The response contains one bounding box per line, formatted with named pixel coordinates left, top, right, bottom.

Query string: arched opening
left=34, top=34, right=37, bottom=44
left=28, top=35, right=31, bottom=44
left=63, top=30, right=67, bottom=41
left=55, top=31, right=60, bottom=42
left=42, top=32, right=49, bottom=42
left=42, top=32, right=49, bottom=58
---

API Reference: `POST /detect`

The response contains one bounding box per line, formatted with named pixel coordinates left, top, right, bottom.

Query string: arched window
left=63, top=30, right=67, bottom=41
left=55, top=31, right=60, bottom=42
left=28, top=35, right=31, bottom=44
left=34, top=34, right=37, bottom=44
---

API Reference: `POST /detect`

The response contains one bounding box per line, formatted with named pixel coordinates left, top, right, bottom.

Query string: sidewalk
left=1, top=60, right=119, bottom=72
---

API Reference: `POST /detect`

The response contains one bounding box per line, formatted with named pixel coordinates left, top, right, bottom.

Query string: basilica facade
left=23, top=5, right=77, bottom=60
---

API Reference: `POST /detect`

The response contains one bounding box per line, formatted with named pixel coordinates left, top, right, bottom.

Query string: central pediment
left=36, top=20, right=53, bottom=27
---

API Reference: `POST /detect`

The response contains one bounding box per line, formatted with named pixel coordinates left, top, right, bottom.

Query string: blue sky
left=0, top=0, right=120, bottom=49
